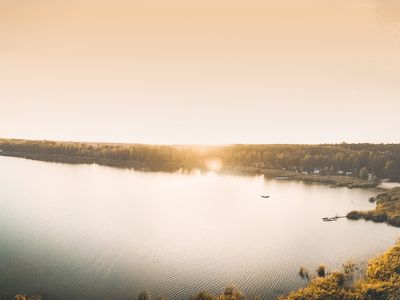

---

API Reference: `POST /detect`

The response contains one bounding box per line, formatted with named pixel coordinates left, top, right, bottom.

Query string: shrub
left=190, top=291, right=215, bottom=300
left=316, top=265, right=326, bottom=277
left=219, top=286, right=245, bottom=300
left=346, top=211, right=362, bottom=220
left=281, top=241, right=400, bottom=300
left=138, top=291, right=151, bottom=300
left=299, top=267, right=310, bottom=280
left=370, top=213, right=388, bottom=223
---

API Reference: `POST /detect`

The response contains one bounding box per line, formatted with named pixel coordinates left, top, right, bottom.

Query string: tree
left=190, top=292, right=214, bottom=300
left=384, top=161, right=400, bottom=181
left=138, top=291, right=151, bottom=300
left=359, top=167, right=369, bottom=180
left=316, top=265, right=326, bottom=277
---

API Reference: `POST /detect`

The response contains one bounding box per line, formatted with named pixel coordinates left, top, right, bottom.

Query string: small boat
left=261, top=195, right=270, bottom=198
left=322, top=217, right=338, bottom=222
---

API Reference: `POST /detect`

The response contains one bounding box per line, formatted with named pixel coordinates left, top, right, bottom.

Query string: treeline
left=0, top=139, right=400, bottom=180
left=222, top=144, right=400, bottom=180
left=0, top=139, right=205, bottom=171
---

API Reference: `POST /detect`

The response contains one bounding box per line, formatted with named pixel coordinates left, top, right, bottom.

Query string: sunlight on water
left=205, top=158, right=223, bottom=172
left=0, top=156, right=398, bottom=300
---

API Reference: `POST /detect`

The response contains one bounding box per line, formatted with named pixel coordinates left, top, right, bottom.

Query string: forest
left=0, top=139, right=400, bottom=181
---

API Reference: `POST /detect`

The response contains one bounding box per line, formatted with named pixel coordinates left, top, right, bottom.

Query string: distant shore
left=0, top=150, right=196, bottom=172
left=226, top=166, right=379, bottom=189
left=0, top=150, right=379, bottom=190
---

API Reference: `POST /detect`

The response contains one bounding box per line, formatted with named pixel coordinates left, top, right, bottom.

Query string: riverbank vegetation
left=260, top=170, right=378, bottom=188
left=347, top=187, right=400, bottom=227
left=1, top=138, right=399, bottom=182
left=281, top=241, right=400, bottom=300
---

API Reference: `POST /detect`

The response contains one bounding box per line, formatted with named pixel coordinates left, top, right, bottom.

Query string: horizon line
left=1, top=136, right=399, bottom=147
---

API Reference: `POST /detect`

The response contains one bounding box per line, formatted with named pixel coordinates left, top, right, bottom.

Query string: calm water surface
left=0, top=156, right=398, bottom=299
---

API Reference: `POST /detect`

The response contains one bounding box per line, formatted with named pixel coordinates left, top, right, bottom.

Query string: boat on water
left=322, top=215, right=346, bottom=222
left=322, top=217, right=338, bottom=222
left=261, top=195, right=270, bottom=198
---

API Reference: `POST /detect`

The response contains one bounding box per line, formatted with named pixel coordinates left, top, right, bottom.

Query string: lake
left=0, top=156, right=398, bottom=299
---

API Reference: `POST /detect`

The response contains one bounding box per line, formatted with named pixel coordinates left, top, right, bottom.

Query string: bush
left=316, top=265, right=326, bottom=277
left=281, top=241, right=400, bottom=300
left=299, top=267, right=310, bottom=280
left=359, top=167, right=368, bottom=180
left=138, top=291, right=151, bottom=300
left=220, top=286, right=245, bottom=300
left=190, top=291, right=215, bottom=300
left=346, top=211, right=362, bottom=220
left=370, top=213, right=388, bottom=223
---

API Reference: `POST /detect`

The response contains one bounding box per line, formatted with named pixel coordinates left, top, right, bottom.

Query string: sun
left=205, top=158, right=223, bottom=172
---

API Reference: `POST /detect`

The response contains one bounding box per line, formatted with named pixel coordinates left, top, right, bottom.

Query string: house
left=313, top=168, right=321, bottom=174
left=252, top=162, right=264, bottom=168
left=337, top=170, right=344, bottom=175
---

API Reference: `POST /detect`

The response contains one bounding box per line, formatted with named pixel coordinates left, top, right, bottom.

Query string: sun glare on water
left=205, top=158, right=223, bottom=172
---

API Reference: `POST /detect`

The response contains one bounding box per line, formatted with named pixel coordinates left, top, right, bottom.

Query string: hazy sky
left=1, top=0, right=400, bottom=144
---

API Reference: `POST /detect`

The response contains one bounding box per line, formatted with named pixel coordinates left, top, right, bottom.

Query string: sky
left=0, top=0, right=400, bottom=144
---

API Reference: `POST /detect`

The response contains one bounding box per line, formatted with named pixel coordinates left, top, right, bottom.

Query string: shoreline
left=0, top=151, right=200, bottom=172
left=347, top=187, right=400, bottom=227
left=0, top=151, right=379, bottom=190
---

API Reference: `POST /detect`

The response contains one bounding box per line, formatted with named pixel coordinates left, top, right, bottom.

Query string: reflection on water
left=0, top=156, right=398, bottom=300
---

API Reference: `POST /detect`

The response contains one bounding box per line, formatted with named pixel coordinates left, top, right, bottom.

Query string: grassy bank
left=347, top=187, right=400, bottom=227
left=261, top=169, right=378, bottom=189
left=280, top=241, right=400, bottom=300
left=281, top=188, right=400, bottom=299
